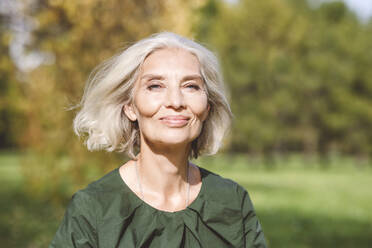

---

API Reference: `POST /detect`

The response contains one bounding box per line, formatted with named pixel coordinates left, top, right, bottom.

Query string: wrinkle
left=114, top=205, right=139, bottom=248
left=180, top=224, right=187, bottom=246
left=187, top=198, right=243, bottom=246
left=183, top=222, right=203, bottom=247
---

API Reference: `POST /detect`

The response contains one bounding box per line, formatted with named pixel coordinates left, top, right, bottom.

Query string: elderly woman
left=50, top=32, right=267, bottom=247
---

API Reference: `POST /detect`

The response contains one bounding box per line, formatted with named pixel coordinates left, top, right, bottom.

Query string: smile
left=160, top=116, right=190, bottom=127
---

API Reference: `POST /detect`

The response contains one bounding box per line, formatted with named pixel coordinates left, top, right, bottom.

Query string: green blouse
left=49, top=166, right=267, bottom=247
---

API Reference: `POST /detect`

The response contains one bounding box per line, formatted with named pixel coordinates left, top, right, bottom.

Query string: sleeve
left=239, top=186, right=268, bottom=248
left=49, top=190, right=98, bottom=248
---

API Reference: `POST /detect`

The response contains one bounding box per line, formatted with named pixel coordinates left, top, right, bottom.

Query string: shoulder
left=85, top=167, right=123, bottom=192
left=50, top=171, right=122, bottom=248
left=72, top=167, right=140, bottom=218
left=199, top=166, right=249, bottom=209
left=68, top=167, right=123, bottom=204
left=64, top=168, right=119, bottom=215
left=200, top=167, right=239, bottom=189
left=61, top=167, right=126, bottom=218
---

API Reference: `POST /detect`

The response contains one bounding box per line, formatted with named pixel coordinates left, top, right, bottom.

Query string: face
left=124, top=48, right=210, bottom=149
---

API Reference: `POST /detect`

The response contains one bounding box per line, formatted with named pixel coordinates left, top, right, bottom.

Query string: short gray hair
left=73, top=32, right=233, bottom=159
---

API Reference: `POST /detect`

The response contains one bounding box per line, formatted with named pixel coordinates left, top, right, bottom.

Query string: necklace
left=135, top=160, right=190, bottom=209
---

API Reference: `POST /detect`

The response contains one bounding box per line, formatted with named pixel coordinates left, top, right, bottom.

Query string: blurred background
left=1, top=0, right=372, bottom=247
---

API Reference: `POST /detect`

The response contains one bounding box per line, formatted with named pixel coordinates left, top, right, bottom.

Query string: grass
left=0, top=151, right=22, bottom=185
left=0, top=151, right=64, bottom=247
left=1, top=152, right=372, bottom=247
left=197, top=154, right=372, bottom=248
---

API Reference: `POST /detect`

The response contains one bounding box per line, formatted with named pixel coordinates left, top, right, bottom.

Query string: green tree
left=196, top=0, right=372, bottom=157
left=0, top=13, right=25, bottom=149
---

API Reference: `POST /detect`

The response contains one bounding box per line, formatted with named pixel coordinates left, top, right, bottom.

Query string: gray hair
left=73, top=32, right=233, bottom=159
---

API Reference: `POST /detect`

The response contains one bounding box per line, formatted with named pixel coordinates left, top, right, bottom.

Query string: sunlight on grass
left=0, top=151, right=22, bottom=185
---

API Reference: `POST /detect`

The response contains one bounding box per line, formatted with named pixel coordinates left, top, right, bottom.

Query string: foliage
left=0, top=16, right=25, bottom=149
left=196, top=0, right=372, bottom=157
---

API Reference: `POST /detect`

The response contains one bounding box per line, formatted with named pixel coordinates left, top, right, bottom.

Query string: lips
left=160, top=115, right=190, bottom=121
left=160, top=115, right=190, bottom=127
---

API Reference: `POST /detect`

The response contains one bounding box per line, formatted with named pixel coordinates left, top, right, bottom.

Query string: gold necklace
left=135, top=160, right=190, bottom=209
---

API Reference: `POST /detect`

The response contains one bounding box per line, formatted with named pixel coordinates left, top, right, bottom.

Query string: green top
left=50, top=166, right=267, bottom=247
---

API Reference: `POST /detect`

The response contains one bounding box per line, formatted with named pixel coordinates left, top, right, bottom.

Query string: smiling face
left=124, top=48, right=210, bottom=150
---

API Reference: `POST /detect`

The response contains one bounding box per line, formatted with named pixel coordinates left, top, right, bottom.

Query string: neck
left=136, top=138, right=191, bottom=198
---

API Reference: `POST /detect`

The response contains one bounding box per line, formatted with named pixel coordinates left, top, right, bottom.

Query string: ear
left=123, top=103, right=137, bottom=122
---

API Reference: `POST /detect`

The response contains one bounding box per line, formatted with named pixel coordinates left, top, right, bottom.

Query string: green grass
left=0, top=151, right=23, bottom=185
left=1, top=152, right=372, bottom=247
left=0, top=151, right=64, bottom=247
left=197, top=154, right=372, bottom=248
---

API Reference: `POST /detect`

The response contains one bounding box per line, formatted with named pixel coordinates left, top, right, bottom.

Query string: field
left=1, top=152, right=372, bottom=247
left=197, top=155, right=372, bottom=248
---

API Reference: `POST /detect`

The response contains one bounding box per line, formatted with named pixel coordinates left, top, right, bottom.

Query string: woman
left=50, top=32, right=267, bottom=247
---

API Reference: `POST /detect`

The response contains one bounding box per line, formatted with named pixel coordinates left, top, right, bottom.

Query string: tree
left=196, top=0, right=372, bottom=157
left=0, top=9, right=25, bottom=149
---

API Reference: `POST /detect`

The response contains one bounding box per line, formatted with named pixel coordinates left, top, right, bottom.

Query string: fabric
left=49, top=166, right=267, bottom=248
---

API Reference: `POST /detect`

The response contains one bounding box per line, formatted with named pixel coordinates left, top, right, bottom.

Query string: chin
left=142, top=126, right=201, bottom=147
left=153, top=133, right=197, bottom=146
left=157, top=137, right=193, bottom=146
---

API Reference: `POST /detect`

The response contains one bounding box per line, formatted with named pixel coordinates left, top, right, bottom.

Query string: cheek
left=134, top=93, right=162, bottom=117
left=187, top=95, right=209, bottom=119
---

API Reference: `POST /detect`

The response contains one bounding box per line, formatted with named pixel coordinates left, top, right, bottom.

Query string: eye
left=147, top=84, right=162, bottom=90
left=185, top=84, right=200, bottom=90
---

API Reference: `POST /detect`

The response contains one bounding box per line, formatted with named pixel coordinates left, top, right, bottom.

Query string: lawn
left=1, top=152, right=371, bottom=247
left=197, top=154, right=372, bottom=248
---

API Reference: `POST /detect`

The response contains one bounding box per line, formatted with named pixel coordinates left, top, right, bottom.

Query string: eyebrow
left=140, top=74, right=165, bottom=81
left=140, top=74, right=203, bottom=82
left=182, top=75, right=203, bottom=82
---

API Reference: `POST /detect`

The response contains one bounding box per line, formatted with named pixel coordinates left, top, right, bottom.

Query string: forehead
left=141, top=48, right=201, bottom=75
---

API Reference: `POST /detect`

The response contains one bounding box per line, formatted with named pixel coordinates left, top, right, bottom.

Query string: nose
left=165, top=86, right=185, bottom=109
